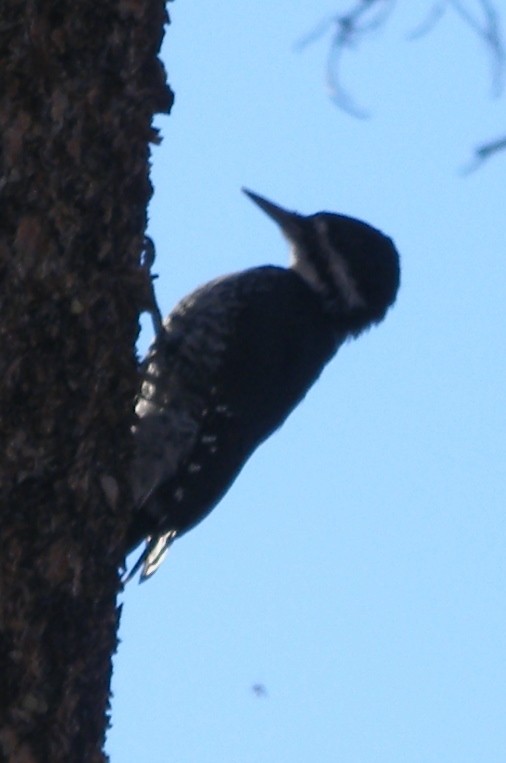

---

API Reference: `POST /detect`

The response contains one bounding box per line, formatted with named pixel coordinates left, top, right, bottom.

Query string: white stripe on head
left=290, top=217, right=366, bottom=310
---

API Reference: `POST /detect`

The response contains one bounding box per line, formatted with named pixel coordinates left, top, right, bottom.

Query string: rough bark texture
left=0, top=2, right=173, bottom=761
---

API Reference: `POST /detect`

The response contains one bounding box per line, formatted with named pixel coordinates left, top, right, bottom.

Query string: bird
left=125, top=189, right=400, bottom=581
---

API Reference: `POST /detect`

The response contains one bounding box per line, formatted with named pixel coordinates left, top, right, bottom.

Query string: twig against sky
left=296, top=0, right=504, bottom=112
left=295, top=0, right=505, bottom=167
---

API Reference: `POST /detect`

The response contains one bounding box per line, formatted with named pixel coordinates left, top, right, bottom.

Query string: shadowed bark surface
left=0, top=2, right=173, bottom=761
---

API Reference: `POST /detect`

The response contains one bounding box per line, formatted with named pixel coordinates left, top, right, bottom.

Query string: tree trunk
left=0, top=2, right=173, bottom=761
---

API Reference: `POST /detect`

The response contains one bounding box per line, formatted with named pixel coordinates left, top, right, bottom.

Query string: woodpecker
left=126, top=189, right=400, bottom=581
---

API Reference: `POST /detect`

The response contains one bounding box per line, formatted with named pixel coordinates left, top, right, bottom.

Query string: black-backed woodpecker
left=126, top=189, right=400, bottom=581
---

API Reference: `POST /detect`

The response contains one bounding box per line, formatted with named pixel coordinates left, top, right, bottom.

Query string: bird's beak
left=242, top=188, right=301, bottom=240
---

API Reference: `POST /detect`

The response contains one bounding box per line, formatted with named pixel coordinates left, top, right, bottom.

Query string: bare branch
left=294, top=15, right=337, bottom=51
left=461, top=133, right=506, bottom=172
left=325, top=34, right=371, bottom=118
left=450, top=0, right=505, bottom=95
left=298, top=0, right=504, bottom=120
left=296, top=0, right=396, bottom=118
left=407, top=3, right=447, bottom=41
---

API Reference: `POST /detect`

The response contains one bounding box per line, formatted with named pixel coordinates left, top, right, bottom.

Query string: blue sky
left=108, top=3, right=506, bottom=762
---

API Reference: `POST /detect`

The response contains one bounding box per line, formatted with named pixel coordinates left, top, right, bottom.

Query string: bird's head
left=243, top=188, right=400, bottom=334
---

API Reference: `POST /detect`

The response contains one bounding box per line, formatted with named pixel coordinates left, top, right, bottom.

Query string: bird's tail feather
left=123, top=529, right=178, bottom=584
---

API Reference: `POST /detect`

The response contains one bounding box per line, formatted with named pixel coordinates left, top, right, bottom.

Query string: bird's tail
left=123, top=529, right=178, bottom=584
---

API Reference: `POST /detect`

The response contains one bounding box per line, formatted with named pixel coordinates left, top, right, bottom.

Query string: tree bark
left=0, top=2, right=173, bottom=761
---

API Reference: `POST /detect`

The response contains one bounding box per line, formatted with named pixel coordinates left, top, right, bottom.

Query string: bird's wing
left=128, top=268, right=339, bottom=554
left=130, top=271, right=255, bottom=512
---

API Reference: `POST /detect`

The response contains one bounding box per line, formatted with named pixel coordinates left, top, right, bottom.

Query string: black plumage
left=126, top=190, right=400, bottom=580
